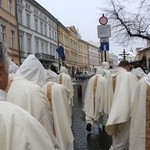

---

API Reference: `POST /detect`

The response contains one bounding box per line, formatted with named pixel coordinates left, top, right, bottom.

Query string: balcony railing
left=35, top=53, right=55, bottom=61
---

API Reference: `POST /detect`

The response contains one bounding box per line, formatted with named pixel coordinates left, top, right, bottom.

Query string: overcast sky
left=35, top=0, right=146, bottom=55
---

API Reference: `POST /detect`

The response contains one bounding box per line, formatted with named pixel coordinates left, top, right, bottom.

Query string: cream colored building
left=88, top=43, right=100, bottom=72
left=134, top=40, right=150, bottom=72
left=67, top=26, right=79, bottom=76
left=0, top=0, right=20, bottom=64
left=58, top=22, right=71, bottom=73
left=78, top=39, right=89, bottom=72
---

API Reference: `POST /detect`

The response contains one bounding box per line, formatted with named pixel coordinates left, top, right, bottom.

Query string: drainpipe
left=15, top=0, right=21, bottom=65
left=57, top=20, right=60, bottom=71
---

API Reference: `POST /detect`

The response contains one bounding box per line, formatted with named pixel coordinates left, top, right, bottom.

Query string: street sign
left=100, top=37, right=109, bottom=43
left=97, top=24, right=111, bottom=38
left=99, top=15, right=108, bottom=25
left=100, top=42, right=109, bottom=51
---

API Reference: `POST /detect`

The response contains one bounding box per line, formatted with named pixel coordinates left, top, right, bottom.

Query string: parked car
left=74, top=71, right=94, bottom=80
left=84, top=71, right=95, bottom=78
left=74, top=71, right=86, bottom=80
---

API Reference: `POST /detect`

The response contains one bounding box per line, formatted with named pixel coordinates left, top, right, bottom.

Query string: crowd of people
left=83, top=59, right=150, bottom=150
left=0, top=41, right=149, bottom=150
left=0, top=42, right=74, bottom=150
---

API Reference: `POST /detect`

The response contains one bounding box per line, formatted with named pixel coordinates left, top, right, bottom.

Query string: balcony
left=35, top=53, right=55, bottom=61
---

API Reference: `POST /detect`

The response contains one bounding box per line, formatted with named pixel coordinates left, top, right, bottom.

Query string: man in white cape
left=57, top=66, right=74, bottom=111
left=129, top=73, right=150, bottom=150
left=0, top=42, right=55, bottom=150
left=100, top=62, right=114, bottom=129
left=105, top=60, right=138, bottom=150
left=7, top=54, right=59, bottom=149
left=42, top=69, right=74, bottom=150
left=83, top=70, right=108, bottom=132
left=131, top=66, right=146, bottom=80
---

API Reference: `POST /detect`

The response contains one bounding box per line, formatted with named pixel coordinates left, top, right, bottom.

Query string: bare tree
left=102, top=0, right=150, bottom=44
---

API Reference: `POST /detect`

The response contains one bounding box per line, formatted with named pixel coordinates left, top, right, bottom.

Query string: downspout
left=57, top=20, right=60, bottom=71
left=15, top=0, right=21, bottom=65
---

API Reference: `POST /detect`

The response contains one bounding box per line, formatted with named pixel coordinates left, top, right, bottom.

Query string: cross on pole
left=119, top=49, right=130, bottom=60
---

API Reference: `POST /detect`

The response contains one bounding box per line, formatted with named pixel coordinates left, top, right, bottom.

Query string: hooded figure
left=0, top=42, right=55, bottom=150
left=7, top=55, right=59, bottom=148
left=42, top=69, right=74, bottom=150
left=57, top=66, right=74, bottom=111
left=83, top=68, right=108, bottom=132
left=131, top=67, right=147, bottom=80
left=96, top=64, right=113, bottom=129
left=106, top=60, right=138, bottom=150
left=129, top=73, right=150, bottom=150
left=16, top=54, right=47, bottom=87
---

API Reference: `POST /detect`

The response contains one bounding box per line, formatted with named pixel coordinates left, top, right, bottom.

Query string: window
left=17, top=0, right=22, bottom=4
left=17, top=9, right=22, bottom=24
left=40, top=22, right=43, bottom=34
left=8, top=0, right=13, bottom=14
left=54, top=31, right=57, bottom=41
left=26, top=13, right=30, bottom=28
left=41, top=42, right=44, bottom=52
left=26, top=3, right=30, bottom=10
left=35, top=39, right=39, bottom=53
left=10, top=30, right=15, bottom=48
left=27, top=36, right=31, bottom=53
left=0, top=0, right=3, bottom=7
left=19, top=35, right=23, bottom=52
left=34, top=9, right=38, bottom=15
left=52, top=29, right=54, bottom=40
left=44, top=24, right=47, bottom=36
left=34, top=18, right=38, bottom=31
left=49, top=27, right=51, bottom=38
left=45, top=43, right=48, bottom=52
left=50, top=44, right=52, bottom=55
left=1, top=24, right=6, bottom=43
left=44, top=15, right=47, bottom=22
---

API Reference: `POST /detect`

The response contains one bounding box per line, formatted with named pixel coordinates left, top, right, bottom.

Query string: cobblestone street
left=72, top=81, right=112, bottom=150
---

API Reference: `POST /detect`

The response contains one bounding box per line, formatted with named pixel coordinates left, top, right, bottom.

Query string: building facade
left=0, top=0, right=20, bottom=64
left=17, top=0, right=58, bottom=68
left=58, top=22, right=72, bottom=73
left=67, top=26, right=79, bottom=76
left=78, top=39, right=89, bottom=72
left=88, top=43, right=100, bottom=72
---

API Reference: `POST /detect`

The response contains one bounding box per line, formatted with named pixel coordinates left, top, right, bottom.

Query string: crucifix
left=119, top=49, right=130, bottom=60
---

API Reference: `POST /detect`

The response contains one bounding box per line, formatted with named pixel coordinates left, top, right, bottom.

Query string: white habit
left=7, top=76, right=59, bottom=148
left=15, top=54, right=47, bottom=87
left=129, top=73, right=150, bottom=150
left=83, top=74, right=108, bottom=125
left=0, top=90, right=55, bottom=150
left=106, top=67, right=138, bottom=150
left=42, top=81, right=74, bottom=150
left=57, top=66, right=74, bottom=109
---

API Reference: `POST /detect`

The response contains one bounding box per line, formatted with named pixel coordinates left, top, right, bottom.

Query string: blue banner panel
left=56, top=46, right=65, bottom=61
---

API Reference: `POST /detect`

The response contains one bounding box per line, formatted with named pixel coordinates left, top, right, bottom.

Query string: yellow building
left=67, top=26, right=79, bottom=76
left=0, top=0, right=20, bottom=64
left=78, top=39, right=89, bottom=71
left=58, top=22, right=72, bottom=73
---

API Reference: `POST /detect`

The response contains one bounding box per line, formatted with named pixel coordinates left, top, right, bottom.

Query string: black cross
left=119, top=49, right=130, bottom=60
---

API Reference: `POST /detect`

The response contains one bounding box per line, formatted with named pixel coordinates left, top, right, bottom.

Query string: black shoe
left=86, top=123, right=92, bottom=132
left=102, top=125, right=105, bottom=132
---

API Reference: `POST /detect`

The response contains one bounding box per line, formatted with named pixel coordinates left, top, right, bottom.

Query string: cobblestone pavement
left=72, top=81, right=112, bottom=150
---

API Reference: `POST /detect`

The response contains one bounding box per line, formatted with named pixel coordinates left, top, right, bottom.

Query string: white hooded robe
left=0, top=90, right=55, bottom=150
